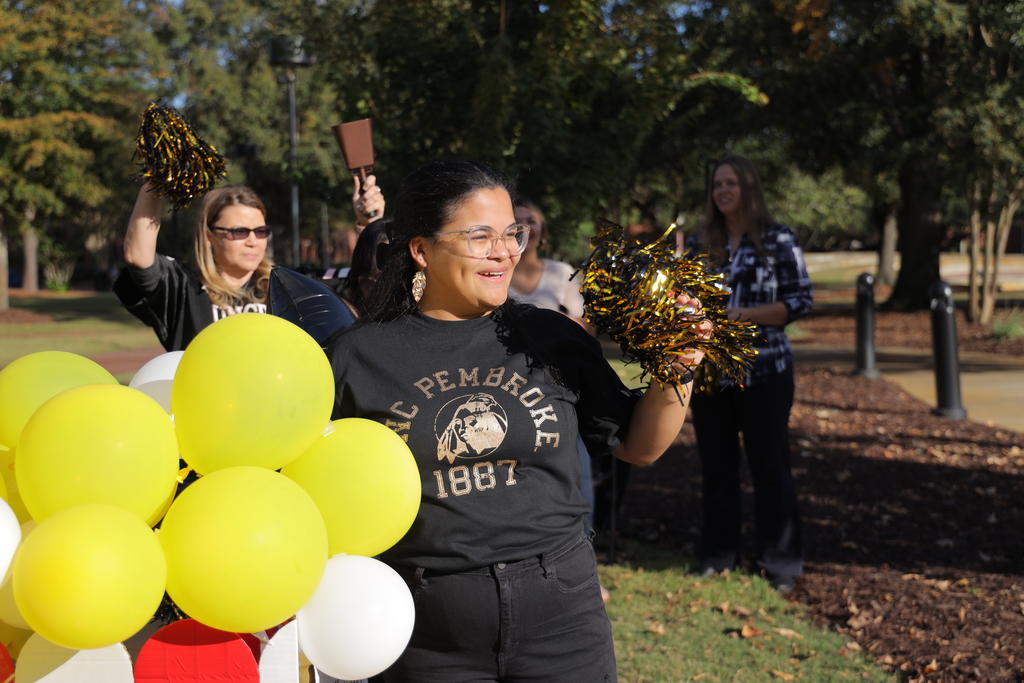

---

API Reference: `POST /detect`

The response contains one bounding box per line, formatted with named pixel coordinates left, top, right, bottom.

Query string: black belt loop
left=414, top=566, right=426, bottom=588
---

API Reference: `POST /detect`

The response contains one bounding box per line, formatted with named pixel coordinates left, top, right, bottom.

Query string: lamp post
left=270, top=37, right=314, bottom=267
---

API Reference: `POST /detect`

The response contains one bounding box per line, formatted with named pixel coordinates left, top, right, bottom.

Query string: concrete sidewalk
left=794, top=343, right=1024, bottom=435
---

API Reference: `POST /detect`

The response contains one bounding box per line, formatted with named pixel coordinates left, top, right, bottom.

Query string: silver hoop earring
left=411, top=270, right=426, bottom=303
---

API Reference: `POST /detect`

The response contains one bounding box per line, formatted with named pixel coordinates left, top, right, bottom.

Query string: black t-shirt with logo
left=114, top=254, right=267, bottom=352
left=326, top=302, right=640, bottom=572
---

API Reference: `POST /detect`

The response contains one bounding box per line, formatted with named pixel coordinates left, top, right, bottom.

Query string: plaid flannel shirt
left=686, top=223, right=813, bottom=385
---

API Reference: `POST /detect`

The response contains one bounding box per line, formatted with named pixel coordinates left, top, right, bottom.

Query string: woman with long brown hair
left=116, top=183, right=274, bottom=351
left=686, top=153, right=813, bottom=592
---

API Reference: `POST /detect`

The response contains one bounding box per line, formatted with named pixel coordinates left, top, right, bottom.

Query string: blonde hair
left=193, top=186, right=273, bottom=308
left=698, top=154, right=773, bottom=266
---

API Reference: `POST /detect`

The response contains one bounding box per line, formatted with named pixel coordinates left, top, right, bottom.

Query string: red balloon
left=133, top=619, right=258, bottom=683
left=0, top=641, right=13, bottom=682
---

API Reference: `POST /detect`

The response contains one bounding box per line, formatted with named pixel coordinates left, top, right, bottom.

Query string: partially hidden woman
left=685, top=154, right=813, bottom=592
left=115, top=182, right=273, bottom=351
left=508, top=199, right=591, bottom=333
left=326, top=159, right=710, bottom=682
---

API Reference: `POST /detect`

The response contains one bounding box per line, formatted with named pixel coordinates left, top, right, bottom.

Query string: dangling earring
left=411, top=270, right=426, bottom=302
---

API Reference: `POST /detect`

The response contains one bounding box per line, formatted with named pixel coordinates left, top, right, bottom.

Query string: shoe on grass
left=767, top=573, right=797, bottom=593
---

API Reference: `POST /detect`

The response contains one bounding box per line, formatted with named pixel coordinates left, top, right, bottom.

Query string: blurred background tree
left=2, top=0, right=1021, bottom=321
left=0, top=0, right=168, bottom=305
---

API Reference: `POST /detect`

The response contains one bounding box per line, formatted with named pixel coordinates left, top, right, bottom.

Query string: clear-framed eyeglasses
left=436, top=224, right=530, bottom=258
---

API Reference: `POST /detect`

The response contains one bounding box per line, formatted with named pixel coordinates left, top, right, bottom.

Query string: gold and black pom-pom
left=133, top=103, right=228, bottom=209
left=577, top=221, right=758, bottom=392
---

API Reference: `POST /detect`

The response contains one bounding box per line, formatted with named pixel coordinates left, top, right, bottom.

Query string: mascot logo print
left=435, top=393, right=508, bottom=464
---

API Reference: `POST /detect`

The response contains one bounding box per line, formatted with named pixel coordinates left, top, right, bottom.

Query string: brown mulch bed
left=0, top=308, right=54, bottom=324
left=796, top=293, right=1024, bottom=357
left=615, top=362, right=1024, bottom=682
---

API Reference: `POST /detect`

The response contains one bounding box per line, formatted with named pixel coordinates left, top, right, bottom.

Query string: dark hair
left=698, top=154, right=773, bottom=265
left=364, top=159, right=514, bottom=321
left=344, top=217, right=391, bottom=315
left=513, top=197, right=543, bottom=217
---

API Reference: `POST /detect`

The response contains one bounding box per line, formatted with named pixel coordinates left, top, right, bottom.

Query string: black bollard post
left=929, top=281, right=967, bottom=419
left=854, top=273, right=880, bottom=378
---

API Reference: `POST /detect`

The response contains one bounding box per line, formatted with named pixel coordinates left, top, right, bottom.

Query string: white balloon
left=259, top=620, right=298, bottom=682
left=15, top=634, right=132, bottom=682
left=297, top=555, right=414, bottom=681
left=128, top=351, right=185, bottom=413
left=0, top=499, right=21, bottom=583
left=0, top=519, right=33, bottom=630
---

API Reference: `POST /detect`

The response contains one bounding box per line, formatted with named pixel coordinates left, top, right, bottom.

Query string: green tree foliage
left=299, top=0, right=765, bottom=254
left=0, top=0, right=165, bottom=303
left=687, top=0, right=1023, bottom=310
left=145, top=0, right=356, bottom=264
left=936, top=2, right=1024, bottom=324
left=771, top=167, right=870, bottom=251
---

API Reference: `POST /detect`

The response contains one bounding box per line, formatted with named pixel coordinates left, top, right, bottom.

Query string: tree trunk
left=877, top=207, right=898, bottom=286
left=980, top=199, right=997, bottom=325
left=966, top=181, right=984, bottom=322
left=0, top=218, right=8, bottom=312
left=885, top=158, right=943, bottom=310
left=22, top=208, right=39, bottom=293
left=980, top=193, right=1021, bottom=325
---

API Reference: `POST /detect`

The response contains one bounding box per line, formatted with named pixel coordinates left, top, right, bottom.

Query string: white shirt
left=509, top=259, right=585, bottom=319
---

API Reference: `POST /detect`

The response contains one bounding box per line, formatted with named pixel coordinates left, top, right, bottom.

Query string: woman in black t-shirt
left=117, top=174, right=386, bottom=351
left=115, top=182, right=275, bottom=351
left=327, top=159, right=710, bottom=683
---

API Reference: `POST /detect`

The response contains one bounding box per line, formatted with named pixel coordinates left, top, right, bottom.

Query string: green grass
left=603, top=542, right=892, bottom=682
left=1, top=293, right=158, bottom=368
left=784, top=323, right=808, bottom=340
left=608, top=358, right=647, bottom=390
left=991, top=308, right=1024, bottom=339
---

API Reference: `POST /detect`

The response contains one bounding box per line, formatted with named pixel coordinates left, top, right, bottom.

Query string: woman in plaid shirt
left=685, top=154, right=813, bottom=593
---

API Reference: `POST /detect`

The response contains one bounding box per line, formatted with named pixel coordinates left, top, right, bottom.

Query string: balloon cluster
left=133, top=103, right=228, bottom=209
left=578, top=221, right=759, bottom=391
left=0, top=315, right=420, bottom=680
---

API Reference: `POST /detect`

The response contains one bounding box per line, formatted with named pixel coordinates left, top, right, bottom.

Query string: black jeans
left=691, top=367, right=803, bottom=577
left=382, top=535, right=616, bottom=683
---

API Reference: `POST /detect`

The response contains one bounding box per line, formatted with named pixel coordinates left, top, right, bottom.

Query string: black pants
left=690, top=367, right=802, bottom=577
left=383, top=535, right=616, bottom=683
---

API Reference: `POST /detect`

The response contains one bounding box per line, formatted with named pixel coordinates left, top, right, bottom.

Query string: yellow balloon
left=0, top=446, right=8, bottom=503
left=171, top=313, right=334, bottom=474
left=0, top=351, right=117, bottom=448
left=0, top=520, right=34, bottom=631
left=13, top=503, right=166, bottom=650
left=283, top=418, right=421, bottom=557
left=16, top=384, right=179, bottom=524
left=159, top=466, right=327, bottom=633
left=0, top=449, right=29, bottom=524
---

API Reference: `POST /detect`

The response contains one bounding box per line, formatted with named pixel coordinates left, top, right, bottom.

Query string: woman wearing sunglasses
left=326, top=159, right=710, bottom=682
left=115, top=182, right=274, bottom=351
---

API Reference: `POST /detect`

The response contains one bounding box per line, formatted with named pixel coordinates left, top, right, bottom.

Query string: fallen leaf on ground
left=741, top=623, right=765, bottom=638
left=646, top=621, right=667, bottom=636
left=774, top=627, right=803, bottom=639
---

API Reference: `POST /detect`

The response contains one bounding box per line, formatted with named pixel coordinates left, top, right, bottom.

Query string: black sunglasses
left=209, top=225, right=272, bottom=240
